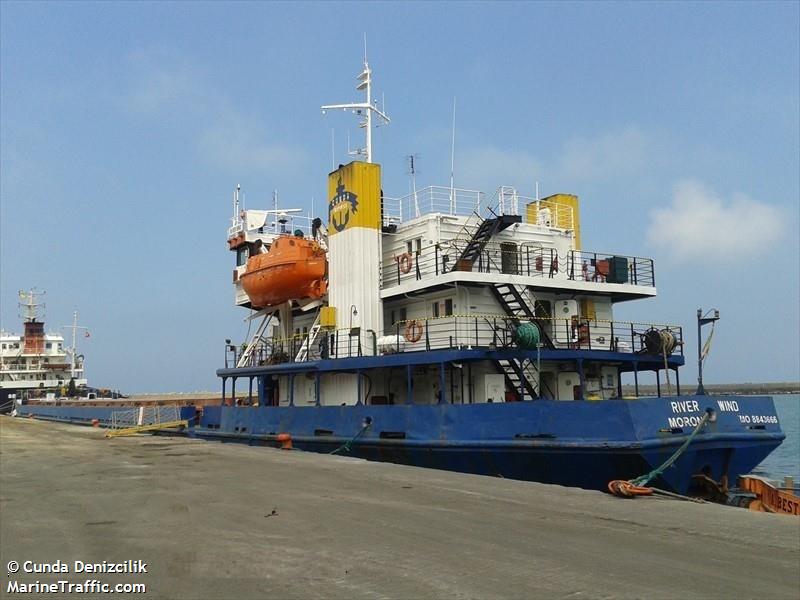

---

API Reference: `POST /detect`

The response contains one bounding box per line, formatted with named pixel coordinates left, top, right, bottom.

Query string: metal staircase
left=237, top=312, right=275, bottom=368
left=490, top=283, right=559, bottom=400
left=494, top=357, right=539, bottom=400
left=295, top=313, right=322, bottom=362
left=453, top=214, right=521, bottom=270
left=491, top=284, right=555, bottom=350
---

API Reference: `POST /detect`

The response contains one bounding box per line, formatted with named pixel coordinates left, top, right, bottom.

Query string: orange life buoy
left=404, top=320, right=423, bottom=343
left=398, top=252, right=413, bottom=274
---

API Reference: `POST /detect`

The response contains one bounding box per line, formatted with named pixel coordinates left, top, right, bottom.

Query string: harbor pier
left=1, top=416, right=798, bottom=599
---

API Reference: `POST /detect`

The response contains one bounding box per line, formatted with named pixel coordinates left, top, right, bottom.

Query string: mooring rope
left=608, top=409, right=712, bottom=497
left=329, top=420, right=372, bottom=455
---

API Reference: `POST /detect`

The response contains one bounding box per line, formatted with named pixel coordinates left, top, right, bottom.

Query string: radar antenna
left=18, top=289, right=45, bottom=323
left=321, top=39, right=390, bottom=163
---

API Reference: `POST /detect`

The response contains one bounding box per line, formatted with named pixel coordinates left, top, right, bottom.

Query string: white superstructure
left=223, top=57, right=679, bottom=408
left=0, top=290, right=88, bottom=401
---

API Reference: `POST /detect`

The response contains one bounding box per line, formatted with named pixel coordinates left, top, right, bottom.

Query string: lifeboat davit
left=240, top=234, right=327, bottom=309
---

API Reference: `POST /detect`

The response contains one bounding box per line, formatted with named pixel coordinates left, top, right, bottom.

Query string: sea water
left=751, top=393, right=800, bottom=482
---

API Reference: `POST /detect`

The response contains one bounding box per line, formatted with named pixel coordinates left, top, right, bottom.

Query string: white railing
left=270, top=214, right=316, bottom=237
left=382, top=185, right=575, bottom=233
left=383, top=186, right=485, bottom=224
left=495, top=186, right=521, bottom=216
left=227, top=219, right=244, bottom=238
left=228, top=212, right=317, bottom=240
left=0, top=363, right=83, bottom=373
left=487, top=187, right=574, bottom=231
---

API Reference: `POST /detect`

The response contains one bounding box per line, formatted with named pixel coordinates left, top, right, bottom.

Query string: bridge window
left=406, top=238, right=422, bottom=255
left=432, top=299, right=454, bottom=317
left=236, top=246, right=249, bottom=266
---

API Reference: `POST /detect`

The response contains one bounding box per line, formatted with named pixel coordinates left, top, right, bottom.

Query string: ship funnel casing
left=327, top=161, right=383, bottom=338
left=23, top=321, right=45, bottom=354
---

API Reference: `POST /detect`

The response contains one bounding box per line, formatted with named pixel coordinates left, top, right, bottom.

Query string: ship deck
left=1, top=416, right=797, bottom=599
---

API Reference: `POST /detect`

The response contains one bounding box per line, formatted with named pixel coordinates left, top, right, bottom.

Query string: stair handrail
left=448, top=209, right=483, bottom=249
left=237, top=312, right=275, bottom=368
left=294, top=312, right=322, bottom=362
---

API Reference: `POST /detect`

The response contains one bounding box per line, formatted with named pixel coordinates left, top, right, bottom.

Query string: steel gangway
left=106, top=405, right=188, bottom=438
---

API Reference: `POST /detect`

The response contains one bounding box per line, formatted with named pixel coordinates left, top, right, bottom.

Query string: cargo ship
left=14, top=57, right=785, bottom=495
left=1, top=290, right=90, bottom=410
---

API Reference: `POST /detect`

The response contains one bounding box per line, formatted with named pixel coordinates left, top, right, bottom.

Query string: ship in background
left=0, top=290, right=89, bottom=409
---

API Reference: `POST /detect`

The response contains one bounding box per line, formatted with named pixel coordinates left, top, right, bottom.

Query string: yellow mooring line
left=105, top=420, right=189, bottom=438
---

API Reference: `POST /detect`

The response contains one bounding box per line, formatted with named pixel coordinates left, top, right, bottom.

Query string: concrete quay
left=1, top=416, right=798, bottom=599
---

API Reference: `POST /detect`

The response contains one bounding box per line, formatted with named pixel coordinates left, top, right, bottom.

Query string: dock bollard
left=276, top=433, right=293, bottom=450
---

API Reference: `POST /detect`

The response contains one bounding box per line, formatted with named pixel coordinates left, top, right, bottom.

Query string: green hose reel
left=513, top=322, right=541, bottom=349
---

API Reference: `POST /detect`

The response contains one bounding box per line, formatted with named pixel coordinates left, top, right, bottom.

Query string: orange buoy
left=404, top=320, right=424, bottom=343
left=398, top=252, right=413, bottom=274
left=276, top=433, right=293, bottom=450
left=240, top=235, right=327, bottom=309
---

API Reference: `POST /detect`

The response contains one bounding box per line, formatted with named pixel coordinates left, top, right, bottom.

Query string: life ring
left=398, top=252, right=413, bottom=274
left=404, top=320, right=423, bottom=343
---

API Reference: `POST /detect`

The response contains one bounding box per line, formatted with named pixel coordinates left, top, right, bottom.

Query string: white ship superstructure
left=0, top=290, right=88, bottom=402
left=221, top=56, right=675, bottom=409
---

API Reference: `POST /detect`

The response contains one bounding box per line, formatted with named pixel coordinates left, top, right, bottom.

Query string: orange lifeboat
left=240, top=234, right=327, bottom=309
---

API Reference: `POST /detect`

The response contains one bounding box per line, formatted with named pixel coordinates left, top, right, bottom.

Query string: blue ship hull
left=15, top=396, right=783, bottom=494
left=196, top=396, right=783, bottom=494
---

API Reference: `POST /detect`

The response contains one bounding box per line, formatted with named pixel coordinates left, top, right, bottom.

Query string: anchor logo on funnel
left=329, top=177, right=359, bottom=232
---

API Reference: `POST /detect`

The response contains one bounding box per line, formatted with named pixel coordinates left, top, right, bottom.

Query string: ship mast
left=321, top=39, right=390, bottom=163
left=61, top=310, right=89, bottom=379
left=18, top=289, right=45, bottom=323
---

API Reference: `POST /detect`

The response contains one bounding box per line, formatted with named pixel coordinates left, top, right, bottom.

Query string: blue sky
left=1, top=1, right=798, bottom=392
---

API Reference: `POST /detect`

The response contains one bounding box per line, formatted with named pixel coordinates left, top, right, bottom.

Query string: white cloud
left=555, top=127, right=648, bottom=181
left=646, top=180, right=785, bottom=263
left=127, top=67, right=196, bottom=113
left=122, top=49, right=305, bottom=174
left=458, top=146, right=542, bottom=193
left=197, top=110, right=306, bottom=173
left=124, top=48, right=199, bottom=113
left=456, top=127, right=648, bottom=193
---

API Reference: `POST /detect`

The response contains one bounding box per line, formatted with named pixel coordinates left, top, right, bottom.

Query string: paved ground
left=1, top=416, right=798, bottom=600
